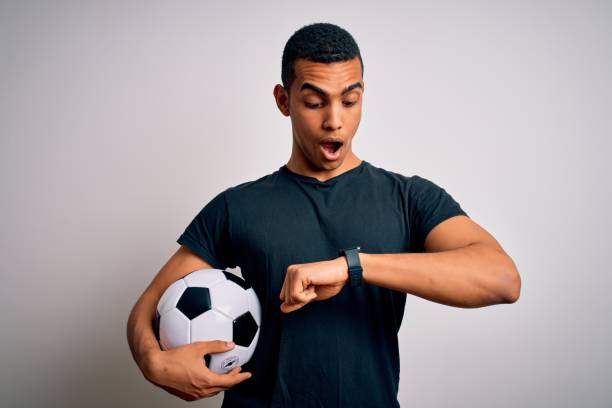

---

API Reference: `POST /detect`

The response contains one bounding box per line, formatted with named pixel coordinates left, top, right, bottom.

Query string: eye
left=305, top=102, right=322, bottom=109
left=343, top=101, right=357, bottom=107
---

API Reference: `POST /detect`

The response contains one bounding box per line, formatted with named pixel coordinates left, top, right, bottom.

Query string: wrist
left=359, top=252, right=369, bottom=283
left=336, top=256, right=350, bottom=284
left=140, top=347, right=163, bottom=383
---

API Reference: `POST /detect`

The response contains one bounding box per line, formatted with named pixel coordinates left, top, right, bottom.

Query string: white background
left=1, top=1, right=610, bottom=407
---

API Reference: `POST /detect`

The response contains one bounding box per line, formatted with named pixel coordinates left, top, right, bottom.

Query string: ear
left=273, top=84, right=290, bottom=116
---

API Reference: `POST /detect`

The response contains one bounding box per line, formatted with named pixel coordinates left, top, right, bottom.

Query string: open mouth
left=320, top=141, right=343, bottom=160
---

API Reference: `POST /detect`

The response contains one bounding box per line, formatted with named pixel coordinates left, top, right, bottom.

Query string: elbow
left=500, top=258, right=521, bottom=304
left=503, top=276, right=521, bottom=304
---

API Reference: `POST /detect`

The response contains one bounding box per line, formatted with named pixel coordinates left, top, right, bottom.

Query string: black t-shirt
left=177, top=160, right=468, bottom=407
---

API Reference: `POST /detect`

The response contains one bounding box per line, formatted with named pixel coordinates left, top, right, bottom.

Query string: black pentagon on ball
left=203, top=353, right=212, bottom=368
left=176, top=287, right=212, bottom=320
left=223, top=271, right=250, bottom=290
left=233, top=311, right=258, bottom=347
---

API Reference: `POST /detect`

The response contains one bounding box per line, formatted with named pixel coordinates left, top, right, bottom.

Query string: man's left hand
left=279, top=257, right=349, bottom=313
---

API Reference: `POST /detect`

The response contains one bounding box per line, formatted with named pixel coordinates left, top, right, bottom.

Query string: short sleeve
left=177, top=189, right=236, bottom=269
left=408, top=175, right=469, bottom=251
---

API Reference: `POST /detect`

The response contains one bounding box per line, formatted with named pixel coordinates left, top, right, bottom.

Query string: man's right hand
left=143, top=339, right=252, bottom=401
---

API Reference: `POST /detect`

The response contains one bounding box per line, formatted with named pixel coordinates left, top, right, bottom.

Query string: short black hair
left=281, top=22, right=364, bottom=95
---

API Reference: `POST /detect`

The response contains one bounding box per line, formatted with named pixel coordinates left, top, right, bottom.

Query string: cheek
left=298, top=112, right=319, bottom=129
left=292, top=115, right=319, bottom=137
left=347, top=111, right=362, bottom=130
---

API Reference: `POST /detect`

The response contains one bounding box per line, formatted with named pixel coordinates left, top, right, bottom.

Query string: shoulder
left=364, top=163, right=457, bottom=205
left=221, top=166, right=284, bottom=201
left=364, top=161, right=428, bottom=190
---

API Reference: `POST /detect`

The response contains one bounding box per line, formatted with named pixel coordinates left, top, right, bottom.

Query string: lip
left=320, top=138, right=344, bottom=145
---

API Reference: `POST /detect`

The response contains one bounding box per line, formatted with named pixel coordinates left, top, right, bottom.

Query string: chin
left=321, top=159, right=344, bottom=170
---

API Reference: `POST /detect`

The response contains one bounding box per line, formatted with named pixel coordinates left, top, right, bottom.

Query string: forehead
left=292, top=57, right=363, bottom=95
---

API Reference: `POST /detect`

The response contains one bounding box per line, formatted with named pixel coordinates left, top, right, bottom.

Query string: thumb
left=303, top=286, right=317, bottom=301
left=194, top=340, right=235, bottom=354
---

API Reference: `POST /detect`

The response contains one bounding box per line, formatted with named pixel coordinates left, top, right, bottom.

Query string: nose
left=322, top=101, right=343, bottom=131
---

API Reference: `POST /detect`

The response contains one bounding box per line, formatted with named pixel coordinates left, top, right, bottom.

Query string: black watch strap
left=340, top=246, right=363, bottom=287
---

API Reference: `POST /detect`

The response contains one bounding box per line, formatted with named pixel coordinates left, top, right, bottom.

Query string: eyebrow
left=299, top=81, right=363, bottom=97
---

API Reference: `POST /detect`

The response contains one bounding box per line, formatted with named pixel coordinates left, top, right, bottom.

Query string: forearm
left=126, top=291, right=162, bottom=380
left=360, top=243, right=520, bottom=308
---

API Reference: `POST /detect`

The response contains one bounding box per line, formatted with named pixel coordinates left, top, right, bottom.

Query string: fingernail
left=226, top=341, right=235, bottom=347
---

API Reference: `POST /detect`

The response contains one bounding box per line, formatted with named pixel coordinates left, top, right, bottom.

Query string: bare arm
left=362, top=215, right=521, bottom=307
left=360, top=247, right=519, bottom=308
left=126, top=245, right=251, bottom=401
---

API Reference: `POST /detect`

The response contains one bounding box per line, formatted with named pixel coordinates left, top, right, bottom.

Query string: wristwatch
left=340, top=246, right=363, bottom=287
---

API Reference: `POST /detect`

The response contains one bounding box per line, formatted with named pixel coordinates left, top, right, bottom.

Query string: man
left=127, top=22, right=521, bottom=407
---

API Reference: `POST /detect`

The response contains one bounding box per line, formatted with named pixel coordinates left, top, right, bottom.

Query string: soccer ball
left=153, top=268, right=261, bottom=374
